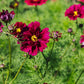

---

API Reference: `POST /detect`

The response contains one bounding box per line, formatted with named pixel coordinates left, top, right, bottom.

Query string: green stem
left=2, top=69, right=5, bottom=84
left=9, top=56, right=28, bottom=84
left=75, top=19, right=78, bottom=33
left=35, top=6, right=38, bottom=12
left=41, top=52, right=47, bottom=61
left=75, top=70, right=84, bottom=84
left=5, top=23, right=12, bottom=84
left=8, top=36, right=11, bottom=74
left=2, top=74, right=4, bottom=84
left=50, top=39, right=55, bottom=56
left=41, top=52, right=48, bottom=78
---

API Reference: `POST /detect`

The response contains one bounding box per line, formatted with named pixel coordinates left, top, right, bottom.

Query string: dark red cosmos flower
left=65, top=4, right=84, bottom=20
left=10, top=22, right=29, bottom=38
left=0, top=10, right=15, bottom=23
left=50, top=31, right=62, bottom=41
left=43, top=83, right=48, bottom=84
left=77, top=0, right=84, bottom=3
left=20, top=21, right=49, bottom=56
left=0, top=22, right=4, bottom=33
left=10, top=0, right=19, bottom=9
left=24, top=0, right=47, bottom=6
left=80, top=35, right=84, bottom=48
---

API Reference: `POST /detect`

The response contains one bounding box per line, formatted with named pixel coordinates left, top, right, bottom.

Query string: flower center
left=73, top=11, right=78, bottom=16
left=31, top=35, right=38, bottom=42
left=33, top=0, right=38, bottom=1
left=14, top=3, right=18, bottom=7
left=16, top=28, right=21, bottom=33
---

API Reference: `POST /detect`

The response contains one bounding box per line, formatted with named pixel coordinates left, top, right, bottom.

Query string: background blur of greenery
left=0, top=0, right=84, bottom=84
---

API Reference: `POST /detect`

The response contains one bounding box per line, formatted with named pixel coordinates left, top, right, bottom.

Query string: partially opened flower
left=0, top=22, right=4, bottom=33
left=0, top=64, right=5, bottom=68
left=10, top=0, right=19, bottom=9
left=68, top=28, right=73, bottom=33
left=50, top=31, right=62, bottom=41
left=9, top=22, right=29, bottom=38
left=24, top=0, right=47, bottom=6
left=65, top=4, right=84, bottom=20
left=80, top=35, right=84, bottom=48
left=0, top=10, right=15, bottom=23
left=20, top=21, right=49, bottom=56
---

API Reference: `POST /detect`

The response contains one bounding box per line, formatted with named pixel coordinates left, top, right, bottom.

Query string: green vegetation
left=0, top=0, right=84, bottom=84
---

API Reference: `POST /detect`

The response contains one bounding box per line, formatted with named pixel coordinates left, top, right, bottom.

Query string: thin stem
left=75, top=19, right=79, bottom=33
left=2, top=69, right=5, bottom=84
left=5, top=71, right=9, bottom=84
left=41, top=52, right=48, bottom=78
left=5, top=23, right=12, bottom=84
left=75, top=70, right=84, bottom=84
left=35, top=6, right=38, bottom=12
left=3, top=74, right=5, bottom=84
left=9, top=56, right=28, bottom=84
left=50, top=39, right=55, bottom=57
left=41, top=52, right=47, bottom=61
left=8, top=36, right=11, bottom=74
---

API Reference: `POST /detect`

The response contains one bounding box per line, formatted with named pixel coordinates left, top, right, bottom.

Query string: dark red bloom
left=20, top=21, right=49, bottom=56
left=0, top=10, right=15, bottom=23
left=43, top=83, right=48, bottom=84
left=10, top=0, right=19, bottom=9
left=24, top=0, right=47, bottom=6
left=65, top=4, right=84, bottom=20
left=77, top=0, right=84, bottom=3
left=80, top=35, right=84, bottom=48
left=10, top=22, right=29, bottom=38
left=0, top=22, right=4, bottom=33
left=50, top=31, right=62, bottom=41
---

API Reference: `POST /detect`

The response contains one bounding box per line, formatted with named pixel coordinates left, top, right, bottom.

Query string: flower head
left=0, top=10, right=15, bottom=23
left=65, top=4, right=84, bottom=20
left=0, top=64, right=5, bottom=68
left=10, top=0, right=19, bottom=9
left=79, top=24, right=83, bottom=28
left=20, top=21, right=49, bottom=56
left=68, top=28, right=73, bottom=33
left=80, top=35, right=84, bottom=48
left=50, top=31, right=62, bottom=41
left=24, top=0, right=47, bottom=6
left=77, top=0, right=84, bottom=3
left=0, top=22, right=4, bottom=33
left=9, top=22, right=29, bottom=38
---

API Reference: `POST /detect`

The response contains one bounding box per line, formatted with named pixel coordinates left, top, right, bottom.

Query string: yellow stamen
left=14, top=3, right=18, bottom=7
left=73, top=11, right=78, bottom=16
left=31, top=35, right=38, bottom=42
left=16, top=28, right=21, bottom=33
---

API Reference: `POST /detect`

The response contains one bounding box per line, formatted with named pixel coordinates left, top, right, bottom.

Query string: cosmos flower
left=9, top=22, right=29, bottom=38
left=50, top=31, right=62, bottom=41
left=77, top=0, right=84, bottom=3
left=24, top=0, right=47, bottom=6
left=0, top=64, right=5, bottom=68
left=65, top=4, right=84, bottom=20
left=80, top=35, right=84, bottom=48
left=0, top=22, right=4, bottom=33
left=20, top=21, right=49, bottom=56
left=68, top=28, right=73, bottom=33
left=0, top=10, right=15, bottom=23
left=10, top=0, right=19, bottom=9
